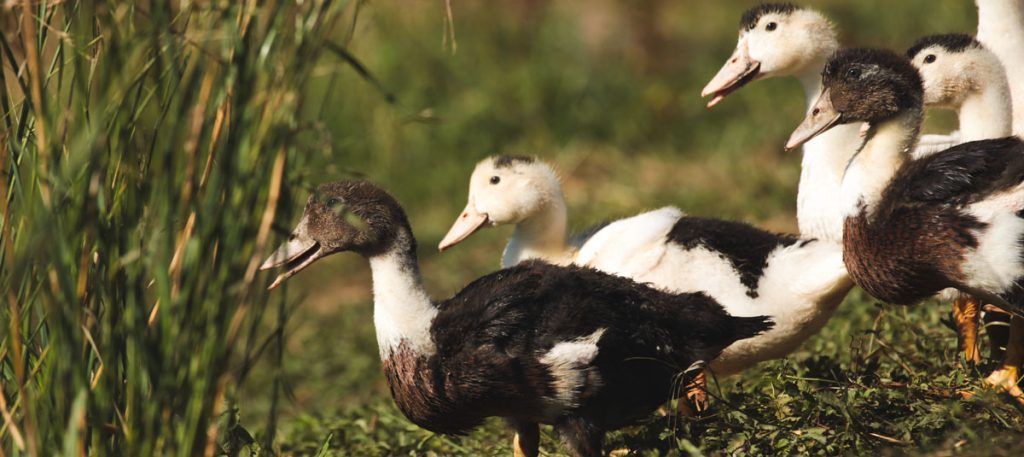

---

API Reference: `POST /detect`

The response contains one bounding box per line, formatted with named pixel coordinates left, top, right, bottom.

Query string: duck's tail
left=727, top=314, right=774, bottom=343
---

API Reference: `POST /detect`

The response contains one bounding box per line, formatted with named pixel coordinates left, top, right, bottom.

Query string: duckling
left=441, top=156, right=853, bottom=410
left=786, top=48, right=1024, bottom=401
left=908, top=34, right=1014, bottom=364
left=439, top=155, right=574, bottom=267
left=702, top=3, right=864, bottom=242
left=262, top=180, right=773, bottom=457
left=909, top=34, right=1013, bottom=155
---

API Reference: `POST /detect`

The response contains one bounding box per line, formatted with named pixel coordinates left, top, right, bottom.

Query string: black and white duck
left=261, top=180, right=773, bottom=456
left=439, top=155, right=853, bottom=411
left=908, top=33, right=1016, bottom=364
left=786, top=47, right=1024, bottom=400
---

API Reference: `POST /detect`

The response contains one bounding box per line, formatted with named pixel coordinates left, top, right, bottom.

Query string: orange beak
left=701, top=38, right=761, bottom=108
left=438, top=202, right=489, bottom=252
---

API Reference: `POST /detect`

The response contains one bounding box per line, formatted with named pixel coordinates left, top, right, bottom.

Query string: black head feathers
left=740, top=3, right=800, bottom=30
left=493, top=155, right=536, bottom=169
left=822, top=48, right=923, bottom=123
left=907, top=33, right=982, bottom=59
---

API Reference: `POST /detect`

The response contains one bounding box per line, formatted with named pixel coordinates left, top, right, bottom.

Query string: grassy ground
left=4, top=0, right=1022, bottom=455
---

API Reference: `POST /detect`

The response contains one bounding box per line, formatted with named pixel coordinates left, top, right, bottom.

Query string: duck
left=976, top=0, right=1024, bottom=136
left=261, top=180, right=773, bottom=457
left=907, top=33, right=1015, bottom=364
left=701, top=3, right=864, bottom=243
left=439, top=155, right=854, bottom=410
left=784, top=47, right=1024, bottom=401
left=700, top=3, right=988, bottom=368
left=439, top=155, right=576, bottom=267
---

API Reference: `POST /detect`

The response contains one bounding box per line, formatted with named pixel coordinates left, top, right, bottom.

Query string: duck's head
left=261, top=180, right=409, bottom=289
left=438, top=155, right=562, bottom=251
left=907, top=34, right=1000, bottom=108
left=786, top=48, right=923, bottom=150
left=702, top=3, right=837, bottom=107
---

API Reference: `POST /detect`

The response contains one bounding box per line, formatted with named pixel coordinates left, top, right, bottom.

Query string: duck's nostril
left=731, top=58, right=737, bottom=63
left=812, top=108, right=820, bottom=116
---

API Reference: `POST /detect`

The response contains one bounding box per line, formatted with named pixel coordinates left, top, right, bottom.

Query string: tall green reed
left=0, top=1, right=361, bottom=455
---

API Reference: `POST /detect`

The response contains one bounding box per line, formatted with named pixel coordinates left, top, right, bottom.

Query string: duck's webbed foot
left=555, top=417, right=603, bottom=457
left=681, top=369, right=708, bottom=414
left=511, top=421, right=539, bottom=457
left=982, top=304, right=1012, bottom=361
left=952, top=295, right=982, bottom=365
left=984, top=316, right=1024, bottom=405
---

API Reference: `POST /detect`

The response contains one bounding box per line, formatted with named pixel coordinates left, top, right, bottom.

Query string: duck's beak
left=702, top=39, right=761, bottom=108
left=438, top=202, right=489, bottom=252
left=786, top=88, right=842, bottom=151
left=261, top=214, right=327, bottom=290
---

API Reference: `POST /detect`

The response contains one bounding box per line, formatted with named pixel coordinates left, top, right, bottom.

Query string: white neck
left=977, top=0, right=1024, bottom=136
left=795, top=62, right=866, bottom=242
left=502, top=198, right=570, bottom=267
left=368, top=233, right=437, bottom=358
left=958, top=72, right=1014, bottom=141
left=842, top=110, right=922, bottom=218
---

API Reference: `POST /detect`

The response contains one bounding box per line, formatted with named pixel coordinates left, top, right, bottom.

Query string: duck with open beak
left=260, top=213, right=329, bottom=290
left=702, top=38, right=762, bottom=108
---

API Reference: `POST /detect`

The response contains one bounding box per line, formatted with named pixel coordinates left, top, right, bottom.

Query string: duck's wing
left=575, top=206, right=684, bottom=276
left=882, top=136, right=1024, bottom=212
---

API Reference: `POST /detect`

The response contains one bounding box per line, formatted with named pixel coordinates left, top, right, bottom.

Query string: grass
left=2, top=0, right=1021, bottom=456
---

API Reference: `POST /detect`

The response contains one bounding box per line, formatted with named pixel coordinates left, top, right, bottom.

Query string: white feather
left=962, top=186, right=1024, bottom=296
left=369, top=246, right=437, bottom=358
left=539, top=328, right=605, bottom=409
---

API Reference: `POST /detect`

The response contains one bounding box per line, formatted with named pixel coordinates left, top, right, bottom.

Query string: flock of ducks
left=260, top=2, right=1024, bottom=456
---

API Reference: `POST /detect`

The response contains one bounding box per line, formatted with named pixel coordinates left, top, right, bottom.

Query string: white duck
left=976, top=0, right=1024, bottom=137
left=914, top=1, right=1024, bottom=152
left=701, top=3, right=864, bottom=243
left=908, top=33, right=1016, bottom=363
left=440, top=155, right=854, bottom=408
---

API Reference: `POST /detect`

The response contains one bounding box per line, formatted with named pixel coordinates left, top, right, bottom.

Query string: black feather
left=740, top=3, right=799, bottom=30
left=907, top=33, right=981, bottom=59
left=879, top=137, right=1024, bottom=212
left=668, top=217, right=801, bottom=298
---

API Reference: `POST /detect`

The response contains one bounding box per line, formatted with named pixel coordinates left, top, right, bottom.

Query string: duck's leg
left=511, top=421, right=539, bottom=457
left=984, top=316, right=1024, bottom=404
left=982, top=304, right=1012, bottom=360
left=682, top=369, right=708, bottom=413
left=952, top=295, right=982, bottom=365
left=555, top=417, right=603, bottom=457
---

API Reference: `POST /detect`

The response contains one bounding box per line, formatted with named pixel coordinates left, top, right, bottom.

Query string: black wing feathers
left=668, top=216, right=801, bottom=298
left=881, top=137, right=1024, bottom=213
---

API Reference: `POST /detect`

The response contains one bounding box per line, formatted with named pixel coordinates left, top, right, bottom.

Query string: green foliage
left=1, top=1, right=350, bottom=455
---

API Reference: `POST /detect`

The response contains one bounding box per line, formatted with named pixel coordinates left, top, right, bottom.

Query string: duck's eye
left=765, top=22, right=777, bottom=32
left=846, top=68, right=862, bottom=79
left=325, top=197, right=342, bottom=208
left=924, top=54, right=936, bottom=64
left=489, top=176, right=501, bottom=185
